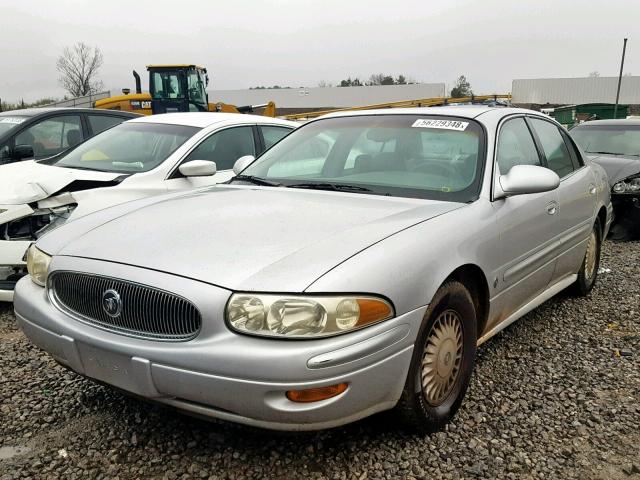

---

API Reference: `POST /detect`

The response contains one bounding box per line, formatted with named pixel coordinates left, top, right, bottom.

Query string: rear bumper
left=14, top=275, right=426, bottom=431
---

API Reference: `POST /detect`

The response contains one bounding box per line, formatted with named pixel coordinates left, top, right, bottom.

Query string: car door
left=528, top=117, right=596, bottom=279
left=12, top=114, right=83, bottom=160
left=491, top=116, right=563, bottom=325
left=165, top=125, right=259, bottom=190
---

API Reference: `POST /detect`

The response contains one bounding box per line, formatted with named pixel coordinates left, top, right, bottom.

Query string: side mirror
left=178, top=160, right=217, bottom=177
left=13, top=144, right=34, bottom=160
left=233, top=155, right=255, bottom=174
left=497, top=165, right=560, bottom=198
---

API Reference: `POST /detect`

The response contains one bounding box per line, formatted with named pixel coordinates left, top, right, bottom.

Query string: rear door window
left=261, top=126, right=293, bottom=150
left=529, top=118, right=576, bottom=178
left=14, top=115, right=82, bottom=158
left=184, top=126, right=256, bottom=170
left=88, top=115, right=128, bottom=136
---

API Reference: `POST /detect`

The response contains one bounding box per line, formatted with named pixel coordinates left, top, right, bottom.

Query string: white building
left=512, top=76, right=640, bottom=105
left=208, top=83, right=447, bottom=110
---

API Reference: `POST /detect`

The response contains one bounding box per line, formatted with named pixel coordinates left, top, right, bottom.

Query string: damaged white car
left=0, top=112, right=297, bottom=301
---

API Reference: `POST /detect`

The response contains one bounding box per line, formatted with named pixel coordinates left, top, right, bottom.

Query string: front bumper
left=0, top=239, right=30, bottom=302
left=14, top=259, right=426, bottom=431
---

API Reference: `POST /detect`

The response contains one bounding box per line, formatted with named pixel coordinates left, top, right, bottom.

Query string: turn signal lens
left=286, top=383, right=349, bottom=403
left=356, top=298, right=393, bottom=326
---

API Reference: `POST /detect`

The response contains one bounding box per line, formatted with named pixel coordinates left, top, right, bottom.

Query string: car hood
left=0, top=160, right=123, bottom=205
left=588, top=154, right=640, bottom=185
left=43, top=186, right=462, bottom=292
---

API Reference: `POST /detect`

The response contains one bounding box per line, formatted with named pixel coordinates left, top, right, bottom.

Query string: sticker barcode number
left=411, top=119, right=469, bottom=131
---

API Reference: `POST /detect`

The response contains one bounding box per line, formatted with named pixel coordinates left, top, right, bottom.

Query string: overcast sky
left=1, top=0, right=638, bottom=103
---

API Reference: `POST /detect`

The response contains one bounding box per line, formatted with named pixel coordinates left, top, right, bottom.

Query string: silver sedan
left=15, top=106, right=612, bottom=431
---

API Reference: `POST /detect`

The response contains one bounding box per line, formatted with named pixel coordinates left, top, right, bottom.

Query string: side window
left=560, top=129, right=584, bottom=170
left=261, top=126, right=292, bottom=150
left=88, top=115, right=126, bottom=136
left=14, top=115, right=82, bottom=158
left=184, top=126, right=255, bottom=171
left=529, top=118, right=575, bottom=178
left=496, top=118, right=541, bottom=174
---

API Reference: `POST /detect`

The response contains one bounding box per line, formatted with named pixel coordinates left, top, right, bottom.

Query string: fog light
left=286, top=383, right=349, bottom=403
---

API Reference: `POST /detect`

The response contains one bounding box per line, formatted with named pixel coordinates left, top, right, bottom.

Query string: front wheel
left=396, top=281, right=477, bottom=433
left=571, top=219, right=602, bottom=296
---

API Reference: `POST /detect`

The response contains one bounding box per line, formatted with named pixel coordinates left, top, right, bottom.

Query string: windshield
left=55, top=122, right=199, bottom=173
left=241, top=115, right=485, bottom=202
left=151, top=71, right=184, bottom=99
left=0, top=115, right=29, bottom=136
left=571, top=124, right=640, bottom=157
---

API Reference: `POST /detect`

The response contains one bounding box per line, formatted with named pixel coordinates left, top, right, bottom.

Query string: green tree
left=450, top=75, right=473, bottom=98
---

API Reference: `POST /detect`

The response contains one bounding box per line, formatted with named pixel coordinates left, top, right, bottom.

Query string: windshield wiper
left=230, top=175, right=283, bottom=187
left=287, top=182, right=373, bottom=193
left=57, top=165, right=109, bottom=172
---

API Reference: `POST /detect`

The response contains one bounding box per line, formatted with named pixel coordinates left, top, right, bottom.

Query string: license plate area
left=77, top=343, right=139, bottom=393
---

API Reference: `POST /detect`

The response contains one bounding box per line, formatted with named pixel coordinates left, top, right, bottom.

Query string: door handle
left=588, top=184, right=597, bottom=195
left=546, top=201, right=558, bottom=215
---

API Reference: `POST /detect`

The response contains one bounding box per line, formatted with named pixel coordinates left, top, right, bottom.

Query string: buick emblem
left=102, top=289, right=122, bottom=318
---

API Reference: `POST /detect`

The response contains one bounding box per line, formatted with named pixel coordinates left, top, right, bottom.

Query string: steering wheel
left=413, top=160, right=460, bottom=179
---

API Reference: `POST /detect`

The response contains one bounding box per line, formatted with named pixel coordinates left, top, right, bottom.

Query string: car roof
left=129, top=112, right=298, bottom=128
left=317, top=105, right=529, bottom=121
left=0, top=107, right=140, bottom=118
left=572, top=118, right=640, bottom=127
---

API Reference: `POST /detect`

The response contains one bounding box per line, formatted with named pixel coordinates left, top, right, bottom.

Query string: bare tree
left=56, top=42, right=104, bottom=97
left=588, top=71, right=600, bottom=77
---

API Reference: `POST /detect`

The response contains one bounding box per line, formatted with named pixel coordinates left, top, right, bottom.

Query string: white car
left=0, top=113, right=297, bottom=301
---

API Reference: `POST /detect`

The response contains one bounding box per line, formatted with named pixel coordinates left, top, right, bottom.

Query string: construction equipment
left=282, top=94, right=511, bottom=121
left=94, top=65, right=276, bottom=117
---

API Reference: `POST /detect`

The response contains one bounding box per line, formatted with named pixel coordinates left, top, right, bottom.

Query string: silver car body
left=0, top=113, right=297, bottom=301
left=15, top=107, right=612, bottom=430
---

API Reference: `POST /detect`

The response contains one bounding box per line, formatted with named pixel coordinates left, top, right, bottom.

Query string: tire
left=608, top=221, right=633, bottom=241
left=571, top=218, right=602, bottom=296
left=396, top=280, right=477, bottom=433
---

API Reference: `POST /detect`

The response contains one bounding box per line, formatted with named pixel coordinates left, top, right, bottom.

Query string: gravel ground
left=1, top=240, right=639, bottom=480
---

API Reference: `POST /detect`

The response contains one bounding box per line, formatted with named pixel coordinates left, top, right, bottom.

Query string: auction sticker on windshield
left=0, top=117, right=26, bottom=124
left=411, top=119, right=469, bottom=131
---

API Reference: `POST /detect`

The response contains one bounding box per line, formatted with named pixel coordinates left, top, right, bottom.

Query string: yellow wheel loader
left=94, top=65, right=276, bottom=117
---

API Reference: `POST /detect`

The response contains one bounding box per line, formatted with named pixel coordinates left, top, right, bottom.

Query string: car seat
left=66, top=129, right=81, bottom=148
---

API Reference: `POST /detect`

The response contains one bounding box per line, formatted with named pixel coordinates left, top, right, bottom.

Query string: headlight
left=26, top=245, right=52, bottom=286
left=226, top=294, right=394, bottom=338
left=613, top=176, right=640, bottom=194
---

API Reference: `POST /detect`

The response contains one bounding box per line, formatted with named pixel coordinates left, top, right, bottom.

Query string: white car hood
left=0, top=161, right=123, bottom=205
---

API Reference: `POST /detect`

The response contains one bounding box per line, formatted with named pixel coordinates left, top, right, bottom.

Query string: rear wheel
left=396, top=281, right=477, bottom=433
left=571, top=219, right=602, bottom=296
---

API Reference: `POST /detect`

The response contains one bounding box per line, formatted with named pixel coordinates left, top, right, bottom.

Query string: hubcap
left=421, top=310, right=463, bottom=405
left=584, top=230, right=598, bottom=280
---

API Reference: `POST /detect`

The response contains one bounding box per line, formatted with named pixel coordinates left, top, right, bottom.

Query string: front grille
left=49, top=271, right=202, bottom=341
